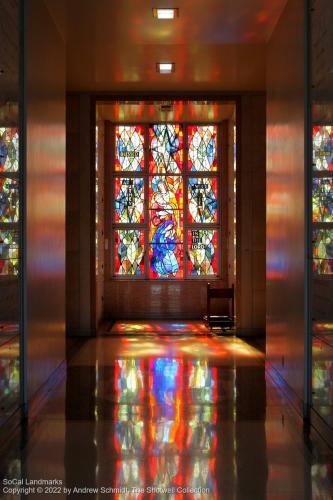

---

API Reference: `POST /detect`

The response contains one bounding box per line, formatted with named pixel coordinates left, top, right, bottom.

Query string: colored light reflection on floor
left=116, top=335, right=258, bottom=359
left=313, top=322, right=333, bottom=333
left=113, top=355, right=218, bottom=498
left=0, top=338, right=20, bottom=413
left=111, top=320, right=209, bottom=335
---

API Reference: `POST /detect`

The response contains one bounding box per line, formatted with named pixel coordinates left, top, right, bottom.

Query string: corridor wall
left=25, top=0, right=66, bottom=400
left=266, top=0, right=306, bottom=405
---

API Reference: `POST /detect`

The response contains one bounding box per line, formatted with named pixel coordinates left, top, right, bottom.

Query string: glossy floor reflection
left=1, top=334, right=333, bottom=499
left=0, top=334, right=20, bottom=424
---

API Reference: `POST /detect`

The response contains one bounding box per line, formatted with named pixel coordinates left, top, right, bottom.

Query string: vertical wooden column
left=236, top=94, right=266, bottom=336
left=66, top=94, right=95, bottom=336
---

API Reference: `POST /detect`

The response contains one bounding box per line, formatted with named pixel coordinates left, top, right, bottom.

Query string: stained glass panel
left=313, top=126, right=333, bottom=171
left=313, top=229, right=333, bottom=275
left=115, top=177, right=144, bottom=223
left=188, top=229, right=218, bottom=276
left=0, top=128, right=19, bottom=173
left=115, top=229, right=144, bottom=276
left=149, top=175, right=183, bottom=278
left=188, top=177, right=218, bottom=223
left=149, top=124, right=183, bottom=173
left=0, top=230, right=19, bottom=275
left=313, top=177, right=333, bottom=222
left=188, top=125, right=217, bottom=172
left=115, top=125, right=144, bottom=172
left=0, top=178, right=19, bottom=223
left=149, top=175, right=183, bottom=211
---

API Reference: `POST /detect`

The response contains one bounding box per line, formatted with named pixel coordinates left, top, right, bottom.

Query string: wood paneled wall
left=66, top=95, right=95, bottom=335
left=104, top=280, right=226, bottom=320
left=25, top=0, right=66, bottom=399
left=266, top=0, right=306, bottom=403
left=237, top=95, right=266, bottom=335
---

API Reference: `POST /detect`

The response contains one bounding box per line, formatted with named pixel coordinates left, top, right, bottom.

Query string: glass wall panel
left=0, top=1, right=21, bottom=422
left=311, top=0, right=333, bottom=428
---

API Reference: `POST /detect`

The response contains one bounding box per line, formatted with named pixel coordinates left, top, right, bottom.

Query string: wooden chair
left=203, top=283, right=235, bottom=331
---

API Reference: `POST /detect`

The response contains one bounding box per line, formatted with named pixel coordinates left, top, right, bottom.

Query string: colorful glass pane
left=0, top=230, right=19, bottom=275
left=115, top=177, right=144, bottom=223
left=149, top=175, right=183, bottom=278
left=0, top=128, right=19, bottom=172
left=188, top=229, right=218, bottom=276
left=188, top=177, right=218, bottom=223
left=115, top=125, right=144, bottom=171
left=313, top=126, right=333, bottom=171
left=149, top=175, right=183, bottom=211
left=0, top=177, right=19, bottom=222
left=188, top=125, right=217, bottom=172
left=149, top=124, right=183, bottom=173
left=115, top=229, right=144, bottom=276
left=313, top=177, right=333, bottom=222
left=149, top=242, right=183, bottom=278
left=313, top=229, right=333, bottom=275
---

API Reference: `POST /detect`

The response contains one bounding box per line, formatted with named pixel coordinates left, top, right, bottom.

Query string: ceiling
left=97, top=100, right=236, bottom=123
left=63, top=0, right=288, bottom=93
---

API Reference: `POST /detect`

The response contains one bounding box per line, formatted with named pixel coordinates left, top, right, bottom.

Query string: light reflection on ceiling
left=97, top=100, right=235, bottom=124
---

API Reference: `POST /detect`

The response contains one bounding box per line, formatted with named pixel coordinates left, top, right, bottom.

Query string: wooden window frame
left=108, top=122, right=228, bottom=280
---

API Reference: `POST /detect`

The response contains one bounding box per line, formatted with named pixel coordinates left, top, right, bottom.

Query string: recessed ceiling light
left=157, top=62, right=175, bottom=74
left=153, top=8, right=179, bottom=19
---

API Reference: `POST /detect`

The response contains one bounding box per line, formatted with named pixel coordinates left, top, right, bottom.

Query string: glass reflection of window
left=186, top=361, right=217, bottom=498
left=112, top=124, right=221, bottom=279
left=149, top=358, right=184, bottom=490
left=95, top=125, right=99, bottom=275
left=0, top=358, right=20, bottom=403
left=114, top=359, right=145, bottom=497
left=0, top=128, right=19, bottom=276
left=313, top=229, right=333, bottom=275
left=312, top=126, right=333, bottom=275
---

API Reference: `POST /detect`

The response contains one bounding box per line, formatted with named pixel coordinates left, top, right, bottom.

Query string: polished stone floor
left=1, top=334, right=333, bottom=499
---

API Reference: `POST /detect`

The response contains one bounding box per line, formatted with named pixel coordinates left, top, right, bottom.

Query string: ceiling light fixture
left=153, top=8, right=179, bottom=19
left=157, top=62, right=175, bottom=74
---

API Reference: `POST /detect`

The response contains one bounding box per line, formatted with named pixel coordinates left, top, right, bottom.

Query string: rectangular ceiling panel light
left=157, top=62, right=175, bottom=74
left=153, top=8, right=178, bottom=19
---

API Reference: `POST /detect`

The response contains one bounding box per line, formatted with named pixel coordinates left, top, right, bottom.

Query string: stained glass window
left=312, top=125, right=333, bottom=277
left=0, top=178, right=19, bottom=223
left=115, top=125, right=144, bottom=171
left=188, top=177, right=218, bottom=223
left=313, top=126, right=333, bottom=171
left=188, top=125, right=217, bottom=172
left=112, top=123, right=221, bottom=279
left=0, top=128, right=19, bottom=172
left=313, top=177, right=333, bottom=223
left=0, top=127, right=19, bottom=278
left=149, top=124, right=183, bottom=173
left=114, top=229, right=144, bottom=276
left=313, top=229, right=333, bottom=275
left=0, top=230, right=19, bottom=275
left=188, top=230, right=218, bottom=276
left=115, top=177, right=144, bottom=223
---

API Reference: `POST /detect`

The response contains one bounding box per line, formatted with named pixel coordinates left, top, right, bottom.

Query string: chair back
left=207, top=283, right=235, bottom=318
